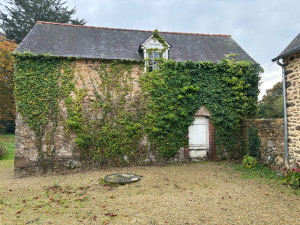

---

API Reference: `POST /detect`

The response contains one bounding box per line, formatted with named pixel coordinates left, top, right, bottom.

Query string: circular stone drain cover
left=103, top=173, right=141, bottom=184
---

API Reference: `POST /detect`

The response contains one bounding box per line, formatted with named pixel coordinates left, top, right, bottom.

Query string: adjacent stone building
left=272, top=34, right=300, bottom=166
left=14, top=21, right=256, bottom=177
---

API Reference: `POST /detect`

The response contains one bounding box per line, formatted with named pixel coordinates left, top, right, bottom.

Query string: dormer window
left=148, top=51, right=161, bottom=72
left=140, top=30, right=171, bottom=72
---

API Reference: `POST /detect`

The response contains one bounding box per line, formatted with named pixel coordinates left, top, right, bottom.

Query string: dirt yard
left=0, top=162, right=300, bottom=225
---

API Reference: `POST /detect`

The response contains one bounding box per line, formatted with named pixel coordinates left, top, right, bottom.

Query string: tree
left=0, top=35, right=17, bottom=131
left=0, top=0, right=87, bottom=44
left=258, top=81, right=284, bottom=118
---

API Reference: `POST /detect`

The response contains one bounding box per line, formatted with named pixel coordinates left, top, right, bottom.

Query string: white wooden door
left=188, top=116, right=209, bottom=159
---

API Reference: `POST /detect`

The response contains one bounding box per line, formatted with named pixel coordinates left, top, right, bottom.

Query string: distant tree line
left=0, top=0, right=87, bottom=44
left=258, top=81, right=284, bottom=119
left=0, top=0, right=86, bottom=133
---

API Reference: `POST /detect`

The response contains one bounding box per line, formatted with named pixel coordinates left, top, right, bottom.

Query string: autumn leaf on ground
left=105, top=213, right=117, bottom=217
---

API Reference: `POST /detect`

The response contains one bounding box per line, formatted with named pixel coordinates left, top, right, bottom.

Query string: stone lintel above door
left=194, top=106, right=210, bottom=117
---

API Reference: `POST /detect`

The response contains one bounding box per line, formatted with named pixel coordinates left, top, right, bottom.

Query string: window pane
left=145, top=50, right=164, bottom=72
left=149, top=65, right=153, bottom=72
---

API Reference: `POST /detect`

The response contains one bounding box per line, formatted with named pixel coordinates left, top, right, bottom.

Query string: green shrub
left=243, top=154, right=258, bottom=168
left=248, top=126, right=261, bottom=159
left=282, top=164, right=300, bottom=189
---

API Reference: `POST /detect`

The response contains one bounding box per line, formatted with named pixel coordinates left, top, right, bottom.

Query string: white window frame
left=140, top=35, right=171, bottom=72
left=147, top=51, right=161, bottom=72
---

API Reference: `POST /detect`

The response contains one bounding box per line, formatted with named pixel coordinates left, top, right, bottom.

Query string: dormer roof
left=140, top=34, right=171, bottom=50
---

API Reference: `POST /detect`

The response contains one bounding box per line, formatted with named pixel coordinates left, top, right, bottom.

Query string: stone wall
left=14, top=112, right=81, bottom=177
left=15, top=59, right=150, bottom=177
left=243, top=119, right=285, bottom=169
left=283, top=52, right=300, bottom=166
left=15, top=59, right=203, bottom=177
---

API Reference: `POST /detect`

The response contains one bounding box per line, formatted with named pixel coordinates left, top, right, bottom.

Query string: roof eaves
left=272, top=46, right=300, bottom=62
left=13, top=51, right=144, bottom=62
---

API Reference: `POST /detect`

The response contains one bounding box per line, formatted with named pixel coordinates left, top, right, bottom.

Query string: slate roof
left=272, top=33, right=300, bottom=62
left=16, top=21, right=255, bottom=63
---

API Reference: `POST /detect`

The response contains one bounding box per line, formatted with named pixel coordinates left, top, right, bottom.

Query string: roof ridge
left=36, top=21, right=231, bottom=37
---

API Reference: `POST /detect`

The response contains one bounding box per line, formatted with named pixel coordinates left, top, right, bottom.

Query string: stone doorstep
left=189, top=149, right=208, bottom=160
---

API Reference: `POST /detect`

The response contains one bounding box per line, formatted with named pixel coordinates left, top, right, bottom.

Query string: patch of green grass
left=228, top=163, right=300, bottom=194
left=0, top=159, right=14, bottom=169
left=232, top=163, right=282, bottom=180
left=294, top=189, right=300, bottom=195
left=0, top=134, right=15, bottom=160
left=0, top=134, right=15, bottom=169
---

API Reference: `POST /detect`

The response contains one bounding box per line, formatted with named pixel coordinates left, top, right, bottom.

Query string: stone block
left=275, top=156, right=284, bottom=166
left=14, top=157, right=30, bottom=168
left=287, top=102, right=295, bottom=107
left=267, top=140, right=275, bottom=148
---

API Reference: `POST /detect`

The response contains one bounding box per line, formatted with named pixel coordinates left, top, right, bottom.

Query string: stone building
left=272, top=34, right=300, bottom=167
left=14, top=21, right=256, bottom=177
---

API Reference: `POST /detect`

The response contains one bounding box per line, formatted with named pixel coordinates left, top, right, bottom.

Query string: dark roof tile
left=272, top=33, right=300, bottom=62
left=16, top=21, right=255, bottom=63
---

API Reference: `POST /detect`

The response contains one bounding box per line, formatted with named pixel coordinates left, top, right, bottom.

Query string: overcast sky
left=2, top=0, right=300, bottom=98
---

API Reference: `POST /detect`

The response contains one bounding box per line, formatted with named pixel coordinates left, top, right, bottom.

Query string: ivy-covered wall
left=14, top=56, right=156, bottom=177
left=141, top=60, right=262, bottom=159
left=13, top=51, right=262, bottom=177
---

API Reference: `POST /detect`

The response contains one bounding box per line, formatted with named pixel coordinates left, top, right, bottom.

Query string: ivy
left=141, top=58, right=262, bottom=158
left=64, top=60, right=148, bottom=163
left=153, top=29, right=169, bottom=51
left=14, top=46, right=262, bottom=167
left=14, top=52, right=75, bottom=168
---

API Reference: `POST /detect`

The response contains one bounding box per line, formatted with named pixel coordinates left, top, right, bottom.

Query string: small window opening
left=148, top=52, right=161, bottom=72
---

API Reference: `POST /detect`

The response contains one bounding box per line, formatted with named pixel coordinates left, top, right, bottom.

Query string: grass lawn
left=232, top=163, right=281, bottom=180
left=231, top=162, right=300, bottom=196
left=0, top=133, right=15, bottom=169
left=0, top=135, right=299, bottom=224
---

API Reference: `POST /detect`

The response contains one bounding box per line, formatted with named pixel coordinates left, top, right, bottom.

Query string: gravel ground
left=0, top=162, right=299, bottom=224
